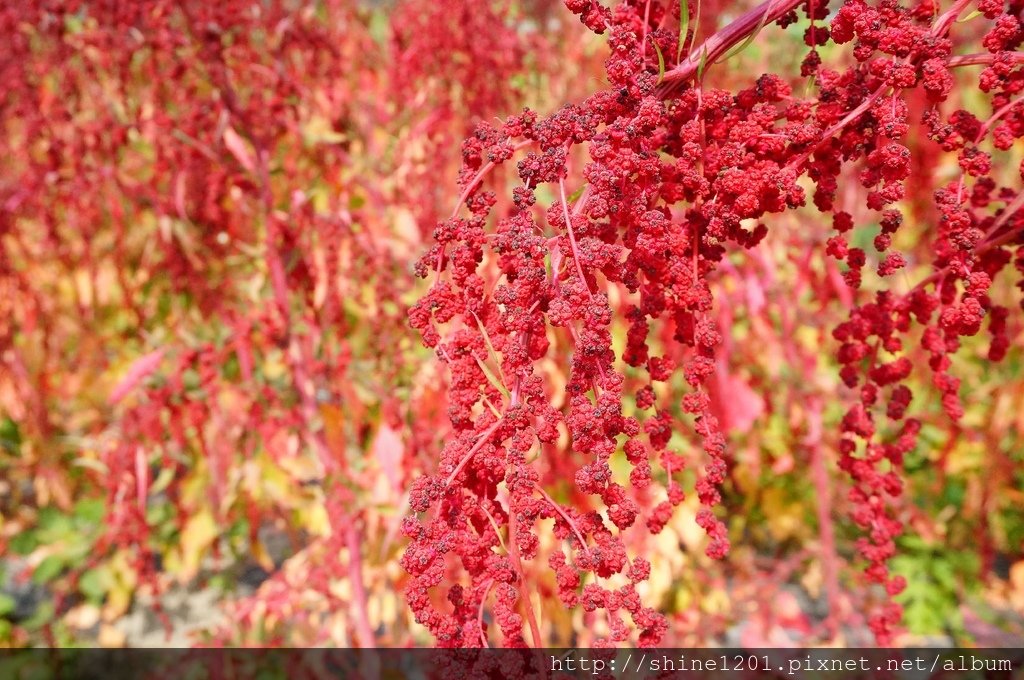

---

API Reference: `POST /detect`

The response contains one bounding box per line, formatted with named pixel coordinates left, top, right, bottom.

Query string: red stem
left=785, top=88, right=887, bottom=171
left=948, top=52, right=1024, bottom=68
left=345, top=520, right=377, bottom=648
left=909, top=189, right=1024, bottom=294
left=560, top=178, right=594, bottom=300
left=932, top=0, right=974, bottom=38
left=977, top=92, right=1024, bottom=143
left=534, top=482, right=588, bottom=549
left=478, top=578, right=495, bottom=647
left=807, top=404, right=841, bottom=640
left=434, top=140, right=534, bottom=285
left=446, top=419, right=504, bottom=487
left=658, top=0, right=804, bottom=92
left=509, top=504, right=544, bottom=646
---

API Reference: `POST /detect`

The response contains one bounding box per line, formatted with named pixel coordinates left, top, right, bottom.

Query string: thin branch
left=534, top=482, right=588, bottom=549
left=559, top=177, right=594, bottom=300
left=445, top=419, right=504, bottom=488
left=948, top=52, right=1024, bottom=68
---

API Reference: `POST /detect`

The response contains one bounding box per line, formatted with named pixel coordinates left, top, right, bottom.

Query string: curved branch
left=657, top=0, right=804, bottom=95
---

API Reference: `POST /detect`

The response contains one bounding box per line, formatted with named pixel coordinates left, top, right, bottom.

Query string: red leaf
left=109, top=349, right=166, bottom=405
left=135, top=447, right=148, bottom=514
left=372, top=423, right=404, bottom=494
left=709, top=357, right=763, bottom=434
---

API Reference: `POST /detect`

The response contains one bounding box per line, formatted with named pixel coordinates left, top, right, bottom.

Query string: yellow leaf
left=674, top=586, right=693, bottom=612
left=1010, top=560, right=1024, bottom=592
left=301, top=115, right=348, bottom=146
left=321, top=403, right=347, bottom=461
left=176, top=509, right=218, bottom=582
left=262, top=350, right=287, bottom=381
left=703, top=587, right=730, bottom=615
left=306, top=503, right=332, bottom=538
left=102, top=550, right=137, bottom=621
left=223, top=125, right=256, bottom=173
left=149, top=465, right=175, bottom=496
left=251, top=538, right=275, bottom=572
left=761, top=487, right=805, bottom=542
left=278, top=452, right=322, bottom=486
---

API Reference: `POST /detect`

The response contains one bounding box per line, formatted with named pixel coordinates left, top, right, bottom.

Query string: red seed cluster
left=407, top=0, right=1024, bottom=647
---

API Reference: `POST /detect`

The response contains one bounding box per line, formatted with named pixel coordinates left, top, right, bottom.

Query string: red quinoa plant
left=1, top=0, right=1022, bottom=651
left=404, top=0, right=1024, bottom=648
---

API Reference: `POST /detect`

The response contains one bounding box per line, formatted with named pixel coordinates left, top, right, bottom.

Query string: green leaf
left=37, top=506, right=69, bottom=533
left=677, top=0, right=690, bottom=61
left=932, top=559, right=957, bottom=590
left=654, top=42, right=666, bottom=84
left=722, top=8, right=771, bottom=62
left=0, top=593, right=15, bottom=618
left=367, top=8, right=389, bottom=46
left=0, top=417, right=21, bottom=455
left=71, top=457, right=108, bottom=475
left=471, top=312, right=502, bottom=377
left=79, top=566, right=112, bottom=603
left=567, top=184, right=588, bottom=203
left=956, top=8, right=982, bottom=22
left=22, top=601, right=55, bottom=631
left=73, top=498, right=104, bottom=525
left=899, top=534, right=932, bottom=551
left=690, top=0, right=703, bottom=60
left=942, top=480, right=966, bottom=506
left=476, top=357, right=510, bottom=401
left=696, top=46, right=710, bottom=80
left=33, top=555, right=65, bottom=585
left=471, top=312, right=508, bottom=400
left=9, top=532, right=38, bottom=556
left=63, top=535, right=96, bottom=569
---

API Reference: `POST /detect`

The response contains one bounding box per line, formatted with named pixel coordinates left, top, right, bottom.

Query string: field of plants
left=1, top=0, right=1023, bottom=648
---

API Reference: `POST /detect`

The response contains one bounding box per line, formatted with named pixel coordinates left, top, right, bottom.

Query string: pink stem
left=445, top=419, right=504, bottom=488
left=807, top=403, right=841, bottom=640
left=641, top=0, right=653, bottom=60
left=658, top=0, right=804, bottom=90
left=977, top=92, right=1024, bottom=142
left=981, top=190, right=1024, bottom=248
left=435, top=140, right=534, bottom=285
left=785, top=88, right=886, bottom=172
left=478, top=579, right=495, bottom=647
left=948, top=52, right=1024, bottom=68
left=534, top=482, right=588, bottom=549
left=509, top=501, right=544, bottom=647
left=784, top=0, right=968, bottom=174
left=344, top=520, right=376, bottom=648
left=907, top=190, right=1024, bottom=294
left=932, top=0, right=974, bottom=38
left=559, top=178, right=594, bottom=300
